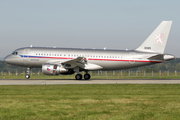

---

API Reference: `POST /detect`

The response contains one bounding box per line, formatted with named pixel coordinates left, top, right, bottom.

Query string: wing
left=46, top=57, right=86, bottom=68
left=62, top=57, right=86, bottom=65
left=46, top=57, right=103, bottom=70
left=61, top=57, right=87, bottom=69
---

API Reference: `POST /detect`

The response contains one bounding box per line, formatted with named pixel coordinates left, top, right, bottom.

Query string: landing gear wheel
left=75, top=74, right=82, bottom=80
left=25, top=74, right=30, bottom=79
left=84, top=74, right=91, bottom=80
left=26, top=67, right=31, bottom=79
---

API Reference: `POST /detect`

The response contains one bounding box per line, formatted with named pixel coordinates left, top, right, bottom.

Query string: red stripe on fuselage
left=29, top=56, right=162, bottom=63
left=88, top=58, right=162, bottom=63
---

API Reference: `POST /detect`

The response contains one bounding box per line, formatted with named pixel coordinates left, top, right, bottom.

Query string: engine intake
left=42, top=63, right=73, bottom=75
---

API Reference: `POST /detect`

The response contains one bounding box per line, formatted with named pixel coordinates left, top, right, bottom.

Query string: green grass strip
left=0, top=84, right=180, bottom=119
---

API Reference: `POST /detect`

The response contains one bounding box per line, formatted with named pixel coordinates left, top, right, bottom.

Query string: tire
left=25, top=74, right=30, bottom=79
left=84, top=74, right=91, bottom=80
left=75, top=74, right=82, bottom=80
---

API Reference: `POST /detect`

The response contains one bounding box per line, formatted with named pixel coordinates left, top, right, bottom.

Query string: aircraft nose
left=4, top=55, right=11, bottom=64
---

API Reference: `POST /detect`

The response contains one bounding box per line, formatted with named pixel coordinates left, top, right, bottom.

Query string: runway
left=1, top=79, right=180, bottom=85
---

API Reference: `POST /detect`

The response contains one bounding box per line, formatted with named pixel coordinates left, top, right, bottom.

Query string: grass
left=0, top=84, right=180, bottom=119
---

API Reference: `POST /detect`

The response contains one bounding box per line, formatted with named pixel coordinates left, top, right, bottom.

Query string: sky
left=0, top=0, right=180, bottom=59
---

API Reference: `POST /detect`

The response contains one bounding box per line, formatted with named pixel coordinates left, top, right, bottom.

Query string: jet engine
left=42, top=63, right=74, bottom=75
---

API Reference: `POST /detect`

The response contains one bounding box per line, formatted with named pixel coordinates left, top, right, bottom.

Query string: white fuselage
left=4, top=47, right=174, bottom=71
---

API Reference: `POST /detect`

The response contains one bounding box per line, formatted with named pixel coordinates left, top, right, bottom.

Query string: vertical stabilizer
left=135, top=21, right=172, bottom=53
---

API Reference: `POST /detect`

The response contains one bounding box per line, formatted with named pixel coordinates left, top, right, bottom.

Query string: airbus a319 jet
left=4, top=21, right=175, bottom=80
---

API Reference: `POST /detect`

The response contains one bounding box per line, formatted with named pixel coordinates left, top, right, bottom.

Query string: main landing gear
left=25, top=67, right=31, bottom=79
left=84, top=74, right=91, bottom=80
left=75, top=73, right=91, bottom=80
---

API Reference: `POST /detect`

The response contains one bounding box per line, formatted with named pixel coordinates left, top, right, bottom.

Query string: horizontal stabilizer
left=148, top=54, right=164, bottom=60
left=148, top=54, right=175, bottom=61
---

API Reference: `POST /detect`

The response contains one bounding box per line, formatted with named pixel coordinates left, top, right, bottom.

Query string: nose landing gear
left=25, top=67, right=31, bottom=79
left=25, top=74, right=30, bottom=79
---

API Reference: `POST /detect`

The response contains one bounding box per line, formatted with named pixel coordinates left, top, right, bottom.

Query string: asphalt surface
left=0, top=79, right=180, bottom=85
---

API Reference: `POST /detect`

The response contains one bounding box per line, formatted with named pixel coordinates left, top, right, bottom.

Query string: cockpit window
left=12, top=51, right=18, bottom=55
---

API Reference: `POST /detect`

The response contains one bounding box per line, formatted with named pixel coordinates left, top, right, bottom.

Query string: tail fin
left=135, top=21, right=172, bottom=53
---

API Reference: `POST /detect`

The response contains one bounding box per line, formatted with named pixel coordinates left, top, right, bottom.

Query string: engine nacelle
left=42, top=63, right=73, bottom=75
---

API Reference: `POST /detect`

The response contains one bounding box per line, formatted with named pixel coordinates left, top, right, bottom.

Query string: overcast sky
left=0, top=0, right=180, bottom=59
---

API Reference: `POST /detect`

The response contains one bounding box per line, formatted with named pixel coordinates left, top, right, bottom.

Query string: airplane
left=4, top=21, right=175, bottom=80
